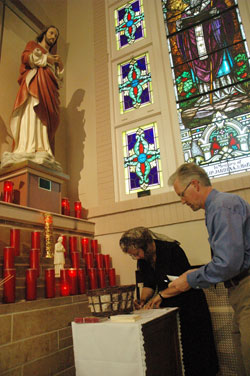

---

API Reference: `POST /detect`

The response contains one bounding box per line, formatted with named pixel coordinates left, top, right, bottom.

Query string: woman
left=120, top=227, right=219, bottom=376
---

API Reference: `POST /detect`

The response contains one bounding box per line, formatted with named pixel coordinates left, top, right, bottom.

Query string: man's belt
left=224, top=268, right=250, bottom=288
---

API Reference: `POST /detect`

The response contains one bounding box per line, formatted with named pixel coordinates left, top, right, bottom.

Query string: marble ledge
left=0, top=201, right=95, bottom=235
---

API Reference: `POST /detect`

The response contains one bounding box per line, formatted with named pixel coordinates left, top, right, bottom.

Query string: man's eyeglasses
left=179, top=181, right=192, bottom=198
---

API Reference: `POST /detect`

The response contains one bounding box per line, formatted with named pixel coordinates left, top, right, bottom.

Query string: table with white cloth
left=72, top=308, right=183, bottom=376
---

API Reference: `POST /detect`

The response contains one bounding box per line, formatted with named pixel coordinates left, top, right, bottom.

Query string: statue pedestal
left=0, top=161, right=69, bottom=213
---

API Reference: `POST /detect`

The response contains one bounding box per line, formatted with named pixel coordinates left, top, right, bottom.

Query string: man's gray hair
left=168, top=163, right=211, bottom=187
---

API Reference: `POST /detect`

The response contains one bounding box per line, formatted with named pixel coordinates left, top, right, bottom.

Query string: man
left=166, top=162, right=250, bottom=375
left=2, top=25, right=63, bottom=171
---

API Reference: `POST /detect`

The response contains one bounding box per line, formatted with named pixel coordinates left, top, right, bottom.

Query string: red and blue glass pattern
left=162, top=0, right=250, bottom=178
left=115, top=0, right=145, bottom=49
left=118, top=54, right=153, bottom=113
left=123, top=124, right=162, bottom=193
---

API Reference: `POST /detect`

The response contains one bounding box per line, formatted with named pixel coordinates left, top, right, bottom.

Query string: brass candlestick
left=43, top=212, right=54, bottom=258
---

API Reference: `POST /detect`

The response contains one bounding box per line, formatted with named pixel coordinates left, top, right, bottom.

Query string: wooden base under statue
left=0, top=160, right=69, bottom=213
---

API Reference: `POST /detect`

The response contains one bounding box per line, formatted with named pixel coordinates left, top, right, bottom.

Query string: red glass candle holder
left=69, top=236, right=78, bottom=253
left=61, top=197, right=70, bottom=215
left=67, top=268, right=78, bottom=295
left=91, top=239, right=98, bottom=254
left=88, top=268, right=98, bottom=290
left=3, top=181, right=14, bottom=203
left=31, top=231, right=41, bottom=249
left=60, top=269, right=70, bottom=296
left=103, top=254, right=110, bottom=270
left=26, top=269, right=37, bottom=301
left=108, top=268, right=116, bottom=287
left=78, top=268, right=86, bottom=294
left=29, top=248, right=40, bottom=277
left=10, top=229, right=20, bottom=256
left=3, top=247, right=15, bottom=269
left=45, top=269, right=55, bottom=298
left=71, top=251, right=80, bottom=269
left=95, top=253, right=103, bottom=269
left=3, top=269, right=16, bottom=303
left=74, top=201, right=82, bottom=218
left=85, top=253, right=94, bottom=269
left=81, top=237, right=89, bottom=256
left=97, top=268, right=106, bottom=288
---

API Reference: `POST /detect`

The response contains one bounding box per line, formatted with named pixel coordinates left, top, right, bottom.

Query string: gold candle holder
left=43, top=213, right=54, bottom=258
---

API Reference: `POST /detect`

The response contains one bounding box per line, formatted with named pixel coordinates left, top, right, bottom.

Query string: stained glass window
left=115, top=0, right=146, bottom=50
left=118, top=53, right=153, bottom=114
left=162, top=0, right=250, bottom=178
left=123, top=123, right=163, bottom=194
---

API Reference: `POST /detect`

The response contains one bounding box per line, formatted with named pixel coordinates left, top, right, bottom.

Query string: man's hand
left=168, top=270, right=195, bottom=292
left=144, top=294, right=162, bottom=309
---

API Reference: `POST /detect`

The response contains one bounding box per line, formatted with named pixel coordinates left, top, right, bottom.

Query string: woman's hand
left=134, top=299, right=146, bottom=310
left=144, top=294, right=162, bottom=309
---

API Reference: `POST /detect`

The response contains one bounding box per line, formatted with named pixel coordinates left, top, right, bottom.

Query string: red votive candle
left=10, top=229, right=20, bottom=256
left=71, top=251, right=80, bottom=269
left=78, top=268, right=86, bottom=294
left=3, top=181, right=14, bottom=203
left=3, top=247, right=15, bottom=269
left=69, top=236, right=78, bottom=253
left=45, top=269, right=55, bottom=298
left=85, top=253, right=94, bottom=269
left=91, top=239, right=98, bottom=254
left=3, top=269, right=16, bottom=303
left=97, top=268, right=106, bottom=288
left=67, top=268, right=78, bottom=295
left=26, top=269, right=37, bottom=300
left=61, top=197, right=70, bottom=215
left=81, top=237, right=89, bottom=256
left=88, top=268, right=98, bottom=290
left=108, top=268, right=116, bottom=287
left=95, top=253, right=103, bottom=269
left=103, top=254, right=110, bottom=270
left=31, top=231, right=41, bottom=249
left=74, top=201, right=82, bottom=218
left=60, top=269, right=70, bottom=296
left=29, top=248, right=40, bottom=277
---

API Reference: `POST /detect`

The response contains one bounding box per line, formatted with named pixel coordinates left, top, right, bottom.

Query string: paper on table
left=110, top=314, right=141, bottom=322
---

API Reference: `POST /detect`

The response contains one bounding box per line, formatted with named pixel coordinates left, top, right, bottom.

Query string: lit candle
left=108, top=268, right=116, bottom=287
left=81, top=237, right=89, bottom=256
left=3, top=247, right=15, bottom=269
left=3, top=269, right=16, bottom=303
left=74, top=201, right=82, bottom=218
left=103, top=254, right=110, bottom=270
left=26, top=269, right=37, bottom=300
left=10, top=229, right=20, bottom=256
left=67, top=268, right=78, bottom=295
left=88, top=268, right=98, bottom=290
left=78, top=268, right=86, bottom=294
left=3, top=181, right=14, bottom=203
left=71, top=251, right=80, bottom=269
left=69, top=236, right=78, bottom=253
left=95, top=253, right=103, bottom=269
left=45, top=269, right=55, bottom=298
left=61, top=197, right=70, bottom=215
left=91, top=239, right=98, bottom=254
left=31, top=231, right=41, bottom=249
left=85, top=253, right=94, bottom=269
left=97, top=268, right=106, bottom=288
left=60, top=269, right=69, bottom=296
left=29, top=248, right=40, bottom=277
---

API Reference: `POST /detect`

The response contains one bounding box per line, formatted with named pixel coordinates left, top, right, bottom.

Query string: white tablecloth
left=72, top=308, right=178, bottom=376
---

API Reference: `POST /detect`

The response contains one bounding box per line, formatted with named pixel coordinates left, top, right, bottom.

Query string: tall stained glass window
left=115, top=0, right=146, bottom=50
left=162, top=0, right=250, bottom=178
left=123, top=123, right=163, bottom=194
left=118, top=53, right=153, bottom=114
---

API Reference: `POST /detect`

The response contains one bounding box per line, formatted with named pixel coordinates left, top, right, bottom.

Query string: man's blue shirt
left=187, top=189, right=250, bottom=288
